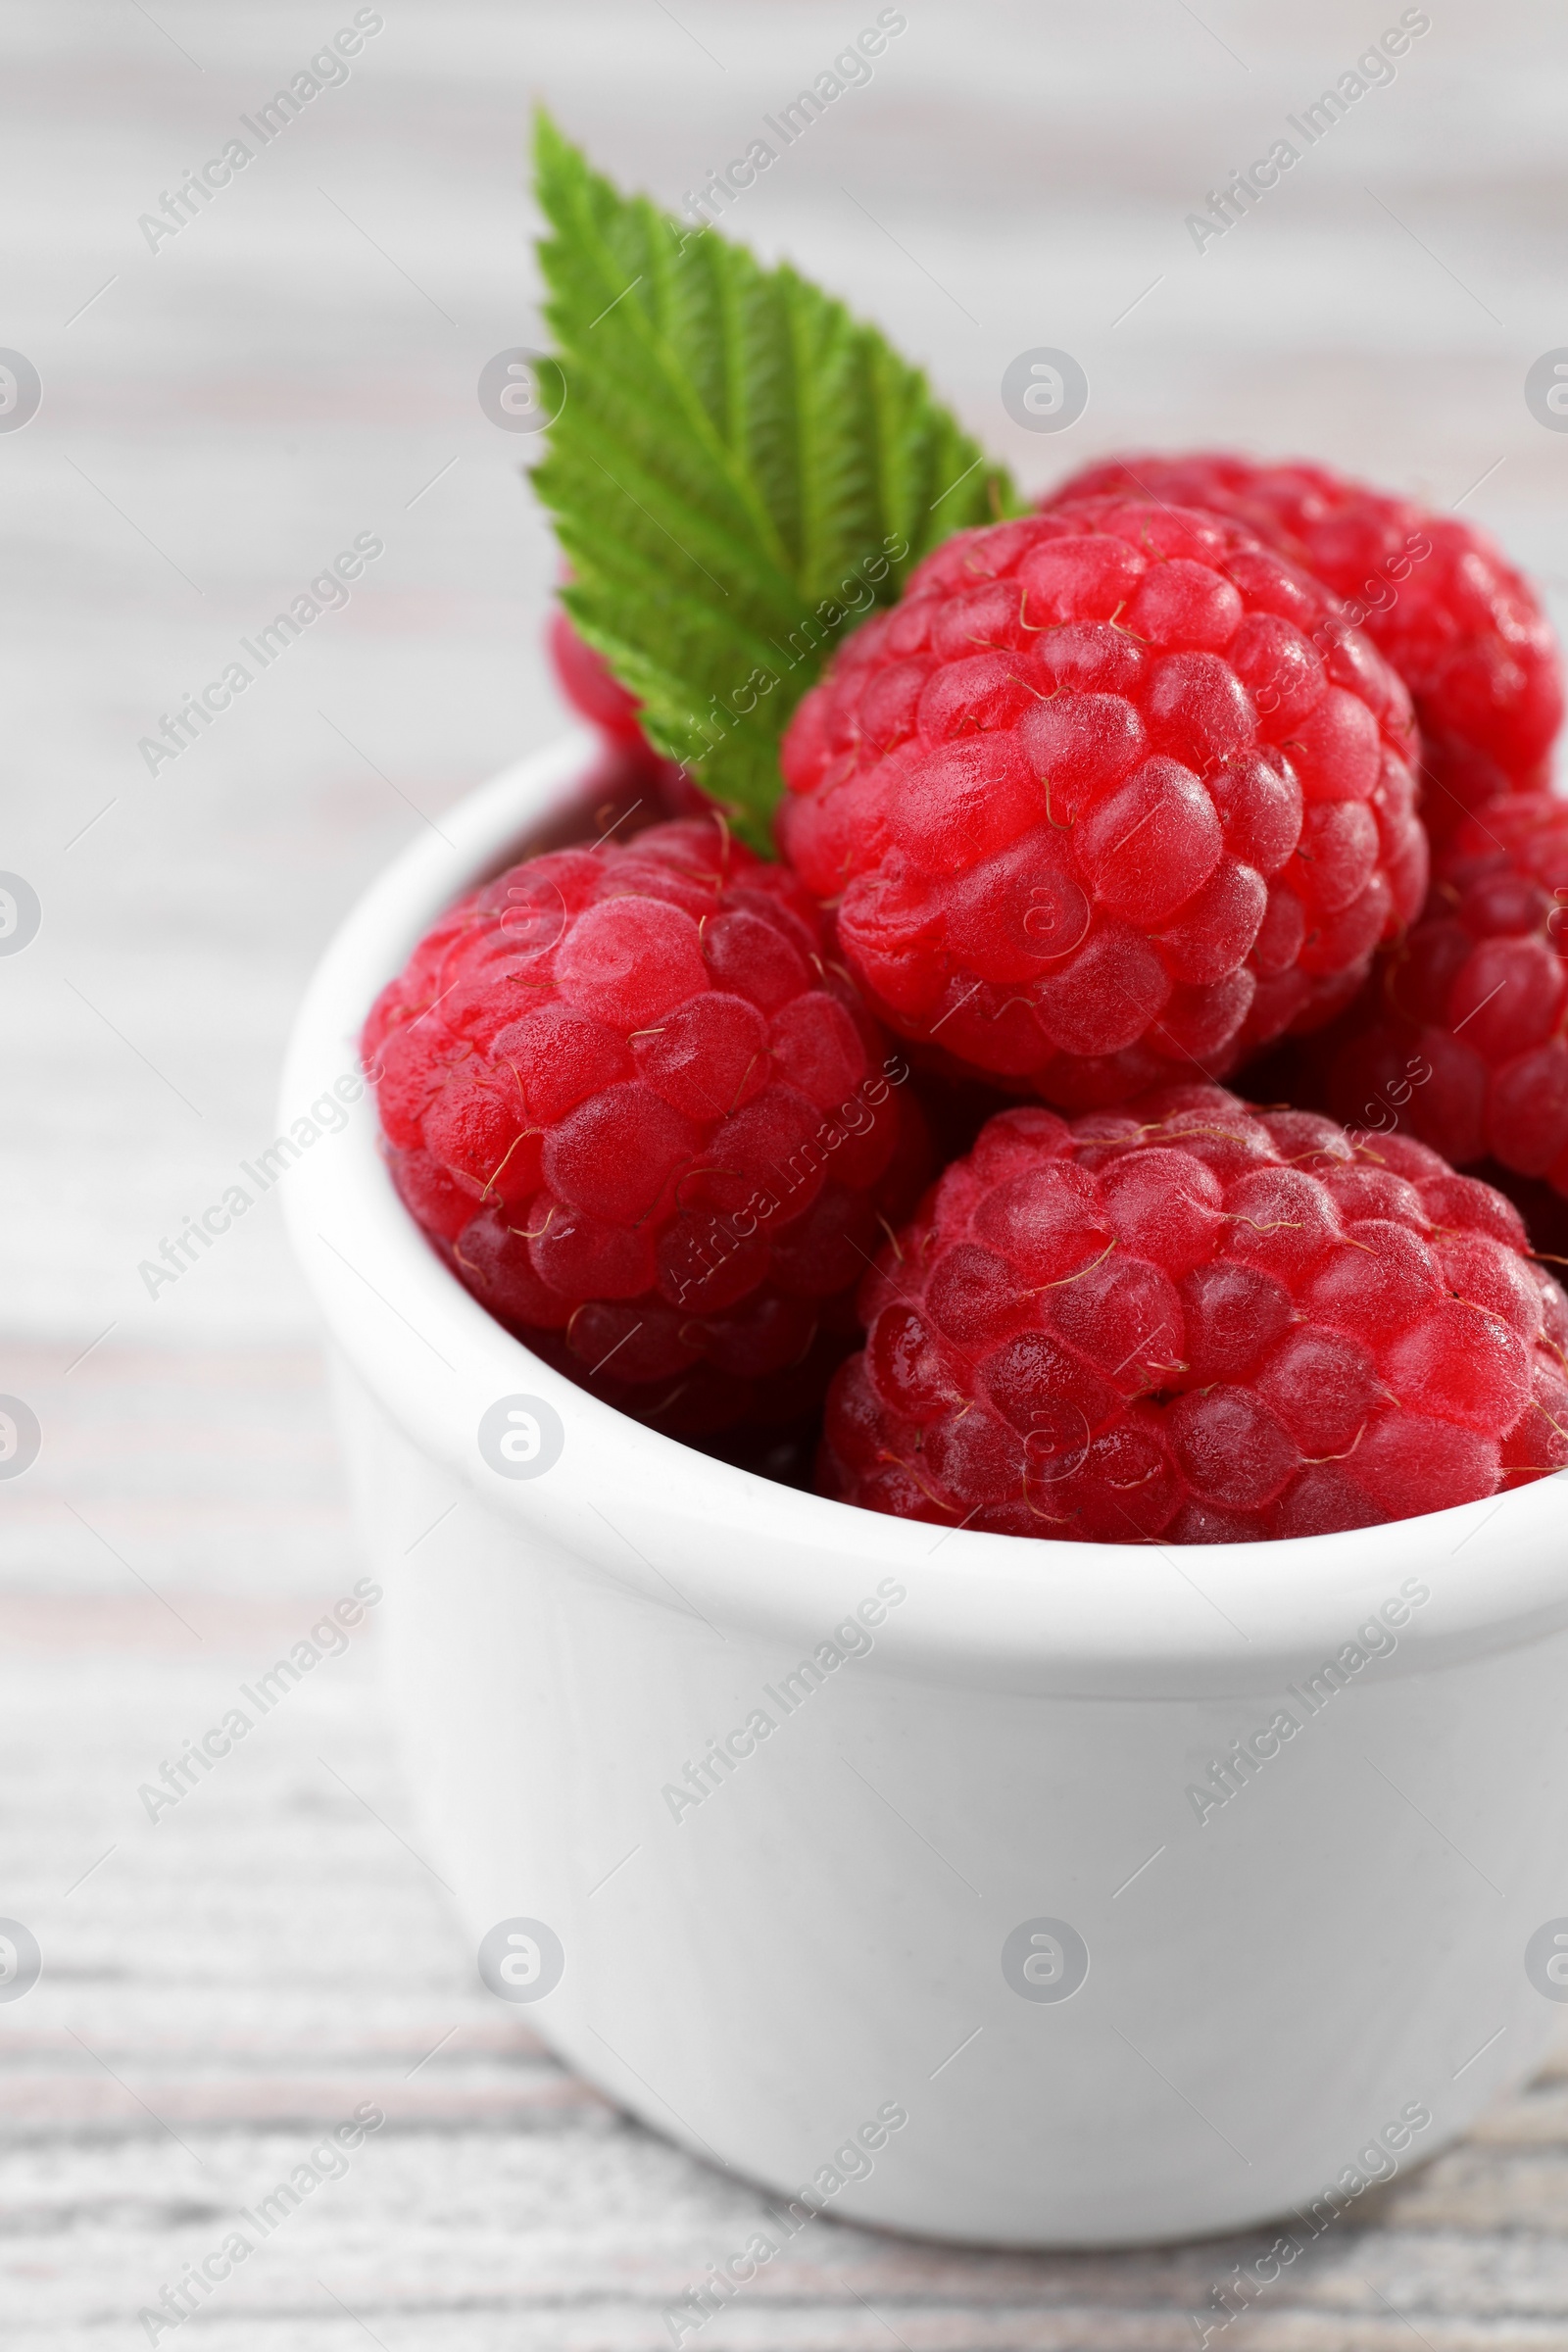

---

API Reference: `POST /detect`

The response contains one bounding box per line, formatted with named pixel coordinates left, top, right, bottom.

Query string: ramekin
left=281, top=733, right=1568, bottom=2248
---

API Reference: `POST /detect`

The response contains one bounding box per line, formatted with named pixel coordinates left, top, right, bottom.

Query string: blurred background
left=5, top=3, right=1567, bottom=2342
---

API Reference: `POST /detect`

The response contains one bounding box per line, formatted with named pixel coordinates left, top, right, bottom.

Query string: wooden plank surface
left=5, top=1357, right=1568, bottom=2350
left=4, top=2, right=1568, bottom=2342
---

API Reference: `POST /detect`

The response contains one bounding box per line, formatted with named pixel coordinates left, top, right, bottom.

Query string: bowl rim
left=279, top=732, right=1568, bottom=1695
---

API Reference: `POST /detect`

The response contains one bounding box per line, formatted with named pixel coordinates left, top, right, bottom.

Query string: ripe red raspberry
left=820, top=1083, right=1568, bottom=1541
left=364, top=816, right=925, bottom=1435
left=549, top=606, right=647, bottom=746
left=548, top=607, right=719, bottom=825
left=1325, top=792, right=1568, bottom=1192
left=1048, top=453, right=1562, bottom=844
left=779, top=501, right=1426, bottom=1110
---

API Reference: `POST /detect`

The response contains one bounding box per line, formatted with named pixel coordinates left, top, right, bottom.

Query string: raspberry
left=1325, top=791, right=1568, bottom=1193
left=548, top=606, right=646, bottom=746
left=819, top=1083, right=1568, bottom=1540
left=547, top=606, right=718, bottom=824
left=778, top=502, right=1425, bottom=1110
left=364, top=816, right=925, bottom=1434
left=1048, top=454, right=1563, bottom=844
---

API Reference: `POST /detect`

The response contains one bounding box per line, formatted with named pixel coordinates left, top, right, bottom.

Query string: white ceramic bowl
left=282, top=733, right=1568, bottom=2249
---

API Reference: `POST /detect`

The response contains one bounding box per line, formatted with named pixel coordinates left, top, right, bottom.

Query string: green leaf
left=529, top=110, right=1024, bottom=852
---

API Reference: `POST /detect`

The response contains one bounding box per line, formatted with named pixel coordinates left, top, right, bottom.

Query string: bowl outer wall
left=279, top=733, right=1568, bottom=1702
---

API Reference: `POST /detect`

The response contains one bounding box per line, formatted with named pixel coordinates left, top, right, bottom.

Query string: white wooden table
left=5, top=3, right=1568, bottom=2340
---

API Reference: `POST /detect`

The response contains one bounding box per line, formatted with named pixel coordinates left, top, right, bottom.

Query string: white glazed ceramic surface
left=282, top=734, right=1568, bottom=2248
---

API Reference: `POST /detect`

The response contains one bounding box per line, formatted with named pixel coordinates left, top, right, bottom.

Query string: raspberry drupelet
left=1326, top=792, right=1568, bottom=1192
left=819, top=1084, right=1568, bottom=1541
left=778, top=501, right=1427, bottom=1113
left=363, top=816, right=925, bottom=1435
left=1048, top=453, right=1563, bottom=845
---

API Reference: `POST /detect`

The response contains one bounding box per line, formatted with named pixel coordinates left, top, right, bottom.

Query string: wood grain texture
left=4, top=2, right=1567, bottom=2342
left=5, top=1467, right=1568, bottom=2350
